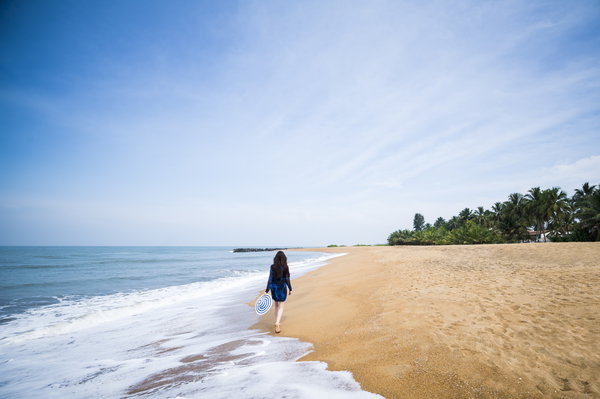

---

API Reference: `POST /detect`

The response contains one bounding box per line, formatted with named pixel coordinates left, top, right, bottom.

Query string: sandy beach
left=254, top=243, right=600, bottom=398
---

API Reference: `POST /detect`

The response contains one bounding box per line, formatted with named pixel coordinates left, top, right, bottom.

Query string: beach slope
left=254, top=243, right=600, bottom=398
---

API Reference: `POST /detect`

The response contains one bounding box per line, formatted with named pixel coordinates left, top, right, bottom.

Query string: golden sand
left=253, top=243, right=600, bottom=398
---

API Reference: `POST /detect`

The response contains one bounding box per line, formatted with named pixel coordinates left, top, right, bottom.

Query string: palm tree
left=524, top=187, right=547, bottom=241
left=551, top=208, right=575, bottom=238
left=446, top=216, right=460, bottom=230
left=458, top=208, right=473, bottom=226
left=524, top=187, right=571, bottom=241
left=491, top=202, right=503, bottom=225
left=574, top=182, right=597, bottom=203
left=545, top=187, right=571, bottom=237
left=498, top=193, right=528, bottom=241
left=506, top=193, right=526, bottom=216
left=474, top=206, right=486, bottom=225
left=578, top=189, right=600, bottom=241
left=491, top=202, right=503, bottom=213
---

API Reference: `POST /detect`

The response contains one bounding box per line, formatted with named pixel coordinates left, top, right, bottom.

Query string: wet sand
left=253, top=243, right=600, bottom=398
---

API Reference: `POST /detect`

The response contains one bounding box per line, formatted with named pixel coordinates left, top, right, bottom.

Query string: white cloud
left=543, top=156, right=600, bottom=188
left=2, top=0, right=599, bottom=244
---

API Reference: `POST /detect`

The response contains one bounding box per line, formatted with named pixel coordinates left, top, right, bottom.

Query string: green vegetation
left=388, top=183, right=600, bottom=245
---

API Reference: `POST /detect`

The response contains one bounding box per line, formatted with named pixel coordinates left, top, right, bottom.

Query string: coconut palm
left=524, top=187, right=547, bottom=241
left=458, top=208, right=473, bottom=226
left=497, top=193, right=528, bottom=241
left=446, top=216, right=460, bottom=230
left=491, top=202, right=503, bottom=225
left=491, top=202, right=503, bottom=213
left=474, top=206, right=485, bottom=225
left=545, top=187, right=571, bottom=237
left=578, top=190, right=600, bottom=241
left=574, top=182, right=597, bottom=203
left=506, top=193, right=526, bottom=219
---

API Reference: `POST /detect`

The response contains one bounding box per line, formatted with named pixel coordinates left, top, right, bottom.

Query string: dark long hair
left=272, top=251, right=289, bottom=279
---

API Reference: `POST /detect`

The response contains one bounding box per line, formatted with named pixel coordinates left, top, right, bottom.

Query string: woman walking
left=265, top=251, right=292, bottom=333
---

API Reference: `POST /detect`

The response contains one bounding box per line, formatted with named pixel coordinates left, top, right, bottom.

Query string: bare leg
left=273, top=302, right=282, bottom=333
left=275, top=301, right=284, bottom=325
left=273, top=302, right=279, bottom=324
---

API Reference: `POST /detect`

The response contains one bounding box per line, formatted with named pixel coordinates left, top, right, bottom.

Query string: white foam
left=0, top=252, right=381, bottom=398
left=197, top=359, right=381, bottom=399
left=1, top=274, right=263, bottom=343
left=0, top=253, right=342, bottom=344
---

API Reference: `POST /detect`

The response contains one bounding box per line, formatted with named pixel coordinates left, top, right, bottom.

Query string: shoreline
left=0, top=249, right=380, bottom=398
left=253, top=243, right=600, bottom=398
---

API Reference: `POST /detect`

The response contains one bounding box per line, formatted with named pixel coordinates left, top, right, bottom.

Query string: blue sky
left=1, top=0, right=599, bottom=246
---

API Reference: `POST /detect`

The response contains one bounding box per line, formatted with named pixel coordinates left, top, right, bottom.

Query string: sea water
left=0, top=247, right=381, bottom=398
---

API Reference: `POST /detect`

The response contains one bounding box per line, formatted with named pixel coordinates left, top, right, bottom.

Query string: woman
left=265, top=250, right=292, bottom=333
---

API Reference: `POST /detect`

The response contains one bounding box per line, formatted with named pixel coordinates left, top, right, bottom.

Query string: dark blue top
left=265, top=264, right=292, bottom=293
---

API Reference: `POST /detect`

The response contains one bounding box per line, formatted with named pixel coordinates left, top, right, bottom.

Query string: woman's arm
left=285, top=274, right=292, bottom=292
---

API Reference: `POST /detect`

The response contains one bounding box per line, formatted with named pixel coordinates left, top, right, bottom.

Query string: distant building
left=527, top=229, right=550, bottom=242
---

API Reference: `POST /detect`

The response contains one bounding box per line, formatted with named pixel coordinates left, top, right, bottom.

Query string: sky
left=1, top=0, right=599, bottom=246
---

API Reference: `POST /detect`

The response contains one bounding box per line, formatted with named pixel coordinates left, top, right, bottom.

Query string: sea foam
left=1, top=252, right=381, bottom=398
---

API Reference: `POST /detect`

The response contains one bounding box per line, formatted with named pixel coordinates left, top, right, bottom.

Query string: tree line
left=388, top=182, right=600, bottom=245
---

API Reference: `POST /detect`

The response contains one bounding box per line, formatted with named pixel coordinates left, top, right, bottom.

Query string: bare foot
left=275, top=324, right=281, bottom=333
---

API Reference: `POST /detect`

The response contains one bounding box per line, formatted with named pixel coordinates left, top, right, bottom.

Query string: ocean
left=0, top=247, right=381, bottom=398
